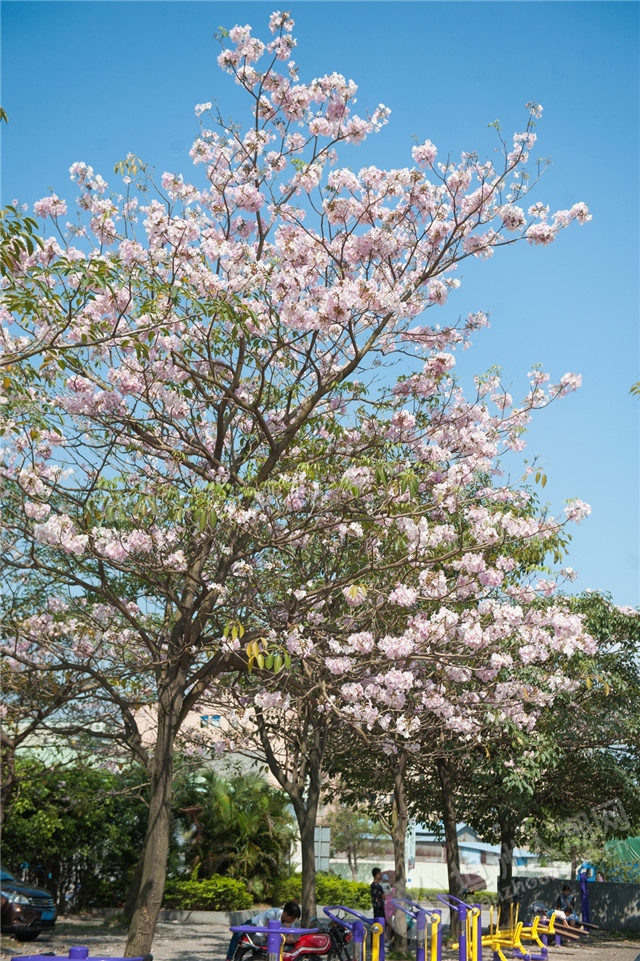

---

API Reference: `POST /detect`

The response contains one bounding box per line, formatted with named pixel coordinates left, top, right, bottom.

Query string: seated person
left=556, top=885, right=580, bottom=927
left=225, top=901, right=301, bottom=961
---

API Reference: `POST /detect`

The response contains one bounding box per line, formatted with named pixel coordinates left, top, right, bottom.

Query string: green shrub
left=273, top=874, right=301, bottom=903
left=275, top=876, right=496, bottom=911
left=318, top=875, right=371, bottom=909
left=473, top=891, right=498, bottom=906
left=275, top=873, right=370, bottom=910
left=601, top=859, right=640, bottom=883
left=163, top=875, right=253, bottom=910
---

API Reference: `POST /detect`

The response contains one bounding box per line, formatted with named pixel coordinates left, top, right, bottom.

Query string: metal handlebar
left=435, top=894, right=470, bottom=910
left=323, top=905, right=374, bottom=930
left=229, top=924, right=317, bottom=936
left=388, top=897, right=440, bottom=920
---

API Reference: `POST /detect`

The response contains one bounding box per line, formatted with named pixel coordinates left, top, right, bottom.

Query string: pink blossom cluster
left=34, top=513, right=88, bottom=555
left=0, top=12, right=591, bottom=390
left=33, top=194, right=67, bottom=219
left=0, top=11, right=600, bottom=771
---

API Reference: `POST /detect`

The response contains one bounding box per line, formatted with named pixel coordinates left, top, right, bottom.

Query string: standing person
left=224, top=901, right=301, bottom=961
left=370, top=868, right=386, bottom=920
left=384, top=886, right=397, bottom=949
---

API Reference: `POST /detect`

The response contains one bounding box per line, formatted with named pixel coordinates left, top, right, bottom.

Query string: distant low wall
left=512, top=876, right=640, bottom=931
left=159, top=908, right=254, bottom=925
left=332, top=859, right=569, bottom=892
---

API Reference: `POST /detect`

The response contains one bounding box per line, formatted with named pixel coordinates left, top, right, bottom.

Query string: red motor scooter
left=232, top=917, right=353, bottom=961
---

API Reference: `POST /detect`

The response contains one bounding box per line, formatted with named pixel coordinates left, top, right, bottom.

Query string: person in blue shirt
left=556, top=886, right=580, bottom=927
left=225, top=901, right=301, bottom=961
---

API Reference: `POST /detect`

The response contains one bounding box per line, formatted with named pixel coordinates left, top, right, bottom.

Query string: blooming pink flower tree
left=208, top=467, right=594, bottom=922
left=0, top=11, right=594, bottom=952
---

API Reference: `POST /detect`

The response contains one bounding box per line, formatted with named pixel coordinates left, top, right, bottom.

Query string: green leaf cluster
left=0, top=205, right=42, bottom=278
left=2, top=758, right=148, bottom=909
left=163, top=875, right=252, bottom=910
left=275, top=872, right=371, bottom=910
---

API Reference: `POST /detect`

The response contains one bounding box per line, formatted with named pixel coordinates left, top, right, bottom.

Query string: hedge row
left=163, top=876, right=253, bottom=910
left=162, top=874, right=499, bottom=911
left=277, top=874, right=371, bottom=910
left=278, top=876, right=499, bottom=909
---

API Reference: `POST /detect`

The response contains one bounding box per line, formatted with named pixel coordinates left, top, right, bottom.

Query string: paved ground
left=1, top=916, right=639, bottom=961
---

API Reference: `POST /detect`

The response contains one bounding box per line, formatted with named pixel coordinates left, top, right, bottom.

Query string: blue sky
left=2, top=1, right=639, bottom=606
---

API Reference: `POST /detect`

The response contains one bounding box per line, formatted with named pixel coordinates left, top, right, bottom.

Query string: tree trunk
left=570, top=846, right=579, bottom=880
left=258, top=737, right=321, bottom=924
left=124, top=703, right=176, bottom=956
left=287, top=762, right=321, bottom=925
left=497, top=818, right=517, bottom=912
left=123, top=848, right=146, bottom=924
left=390, top=752, right=408, bottom=952
left=436, top=757, right=463, bottom=942
left=297, top=801, right=319, bottom=925
left=253, top=701, right=327, bottom=926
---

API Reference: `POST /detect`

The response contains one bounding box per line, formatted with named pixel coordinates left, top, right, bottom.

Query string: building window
left=200, top=715, right=221, bottom=728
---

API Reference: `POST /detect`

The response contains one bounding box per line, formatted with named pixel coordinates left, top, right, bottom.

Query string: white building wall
left=328, top=857, right=571, bottom=892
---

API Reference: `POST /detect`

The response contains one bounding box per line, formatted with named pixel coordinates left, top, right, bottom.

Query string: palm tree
left=176, top=768, right=296, bottom=898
